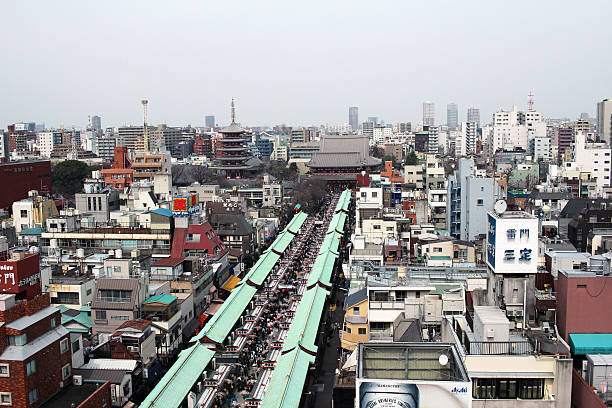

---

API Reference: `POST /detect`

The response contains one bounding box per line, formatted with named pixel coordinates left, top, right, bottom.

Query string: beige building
left=442, top=306, right=572, bottom=407
left=340, top=288, right=368, bottom=351
left=12, top=190, right=59, bottom=233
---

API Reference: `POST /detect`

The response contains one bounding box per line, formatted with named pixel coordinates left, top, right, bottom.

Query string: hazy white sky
left=1, top=1, right=611, bottom=129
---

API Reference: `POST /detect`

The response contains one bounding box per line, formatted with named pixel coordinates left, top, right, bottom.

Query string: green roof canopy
left=140, top=344, right=215, bottom=408
left=569, top=333, right=612, bottom=355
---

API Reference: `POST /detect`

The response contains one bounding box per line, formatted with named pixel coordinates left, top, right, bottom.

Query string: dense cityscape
left=2, top=1, right=612, bottom=408
left=1, top=96, right=612, bottom=407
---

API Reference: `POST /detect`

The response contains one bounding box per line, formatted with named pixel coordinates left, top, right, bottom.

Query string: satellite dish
left=438, top=354, right=449, bottom=366
left=494, top=200, right=507, bottom=215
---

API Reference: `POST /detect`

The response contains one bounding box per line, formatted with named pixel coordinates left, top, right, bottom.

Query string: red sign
left=0, top=254, right=42, bottom=300
left=173, top=197, right=188, bottom=211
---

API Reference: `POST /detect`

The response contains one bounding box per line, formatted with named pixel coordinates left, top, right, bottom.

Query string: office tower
left=205, top=115, right=215, bottom=128
left=349, top=107, right=359, bottom=131
left=597, top=99, right=612, bottom=143
left=447, top=103, right=458, bottom=129
left=91, top=115, right=102, bottom=131
left=423, top=101, right=435, bottom=127
left=367, top=116, right=378, bottom=125
left=467, top=107, right=480, bottom=125
left=362, top=122, right=374, bottom=138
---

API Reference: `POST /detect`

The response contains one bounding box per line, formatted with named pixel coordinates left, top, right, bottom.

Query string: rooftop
left=41, top=382, right=105, bottom=408
left=144, top=294, right=177, bottom=305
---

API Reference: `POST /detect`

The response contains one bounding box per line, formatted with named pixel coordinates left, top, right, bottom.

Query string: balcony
left=465, top=339, right=533, bottom=355
left=369, top=301, right=405, bottom=310
left=369, top=329, right=393, bottom=341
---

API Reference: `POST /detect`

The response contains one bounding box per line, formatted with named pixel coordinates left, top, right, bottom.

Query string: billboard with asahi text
left=357, top=380, right=471, bottom=408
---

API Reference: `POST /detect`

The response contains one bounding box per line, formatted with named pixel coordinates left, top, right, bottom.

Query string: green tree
left=370, top=146, right=384, bottom=159
left=405, top=151, right=418, bottom=165
left=52, top=160, right=91, bottom=197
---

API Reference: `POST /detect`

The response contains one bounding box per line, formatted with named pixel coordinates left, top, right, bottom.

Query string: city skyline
left=1, top=1, right=611, bottom=128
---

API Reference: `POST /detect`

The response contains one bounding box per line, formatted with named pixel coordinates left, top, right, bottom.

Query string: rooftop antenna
left=527, top=92, right=535, bottom=111
left=142, top=99, right=149, bottom=152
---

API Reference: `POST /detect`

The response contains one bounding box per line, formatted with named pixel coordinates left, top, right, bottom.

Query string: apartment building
left=91, top=278, right=148, bottom=342
left=0, top=294, right=72, bottom=408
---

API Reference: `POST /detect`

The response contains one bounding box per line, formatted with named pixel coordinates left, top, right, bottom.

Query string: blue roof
left=569, top=333, right=612, bottom=355
left=19, top=227, right=45, bottom=235
left=151, top=208, right=173, bottom=217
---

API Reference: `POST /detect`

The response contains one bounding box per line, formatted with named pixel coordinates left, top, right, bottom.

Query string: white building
left=372, top=125, right=392, bottom=144
left=37, top=131, right=56, bottom=158
left=492, top=106, right=545, bottom=153
left=459, top=122, right=477, bottom=156
left=530, top=135, right=552, bottom=161
left=423, top=101, right=435, bottom=127
left=564, top=132, right=612, bottom=194
left=486, top=210, right=539, bottom=321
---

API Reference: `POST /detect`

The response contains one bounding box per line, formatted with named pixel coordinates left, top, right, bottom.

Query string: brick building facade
left=0, top=161, right=52, bottom=211
left=0, top=292, right=72, bottom=407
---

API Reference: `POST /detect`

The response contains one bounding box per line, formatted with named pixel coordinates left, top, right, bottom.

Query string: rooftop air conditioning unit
left=73, top=375, right=83, bottom=386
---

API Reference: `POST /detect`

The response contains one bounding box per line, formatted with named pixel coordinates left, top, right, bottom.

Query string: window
left=26, top=360, right=36, bottom=376
left=473, top=378, right=543, bottom=400
left=373, top=225, right=381, bottom=230
left=72, top=340, right=80, bottom=353
left=62, top=364, right=71, bottom=380
left=0, top=393, right=11, bottom=405
left=111, top=315, right=129, bottom=320
left=8, top=334, right=27, bottom=346
left=95, top=310, right=107, bottom=320
left=51, top=317, right=56, bottom=328
left=20, top=210, right=28, bottom=218
left=28, top=389, right=38, bottom=404
left=358, top=328, right=367, bottom=335
left=371, top=191, right=378, bottom=198
left=433, top=247, right=442, bottom=253
left=476, top=199, right=484, bottom=206
left=353, top=306, right=360, bottom=315
left=346, top=327, right=352, bottom=333
left=0, top=364, right=8, bottom=377
left=60, top=338, right=69, bottom=353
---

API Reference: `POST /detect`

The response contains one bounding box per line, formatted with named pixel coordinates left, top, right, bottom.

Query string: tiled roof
left=344, top=287, right=367, bottom=309
left=151, top=257, right=184, bottom=267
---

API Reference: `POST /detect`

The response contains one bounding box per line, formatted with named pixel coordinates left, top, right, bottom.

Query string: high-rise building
left=91, top=115, right=101, bottom=131
left=423, top=101, right=435, bottom=127
left=349, top=107, right=359, bottom=131
left=447, top=103, right=458, bottom=128
left=467, top=107, right=480, bottom=125
left=205, top=115, right=215, bottom=128
left=367, top=116, right=378, bottom=125
left=597, top=99, right=612, bottom=143
left=362, top=122, right=374, bottom=139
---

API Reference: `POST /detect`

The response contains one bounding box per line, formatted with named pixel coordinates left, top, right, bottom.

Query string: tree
left=293, top=178, right=327, bottom=213
left=52, top=160, right=91, bottom=197
left=171, top=164, right=190, bottom=187
left=405, top=151, right=418, bottom=165
left=370, top=146, right=384, bottom=159
left=189, top=165, right=215, bottom=185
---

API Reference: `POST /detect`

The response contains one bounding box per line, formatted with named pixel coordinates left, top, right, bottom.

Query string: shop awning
left=569, top=333, right=612, bottom=355
left=221, top=275, right=241, bottom=292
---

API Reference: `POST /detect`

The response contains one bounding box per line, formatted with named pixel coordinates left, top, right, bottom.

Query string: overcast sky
left=1, top=1, right=611, bottom=129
